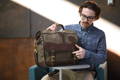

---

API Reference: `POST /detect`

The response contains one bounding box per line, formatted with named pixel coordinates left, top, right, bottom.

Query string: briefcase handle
left=56, top=24, right=64, bottom=30
left=35, top=24, right=64, bottom=43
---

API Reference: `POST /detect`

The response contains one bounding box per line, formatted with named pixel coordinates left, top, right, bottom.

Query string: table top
left=51, top=64, right=90, bottom=70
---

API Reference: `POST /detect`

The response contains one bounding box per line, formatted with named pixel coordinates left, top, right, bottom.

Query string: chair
left=28, top=65, right=49, bottom=80
left=96, top=61, right=107, bottom=80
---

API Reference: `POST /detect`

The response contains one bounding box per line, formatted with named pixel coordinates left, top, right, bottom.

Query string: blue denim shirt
left=64, top=24, right=107, bottom=66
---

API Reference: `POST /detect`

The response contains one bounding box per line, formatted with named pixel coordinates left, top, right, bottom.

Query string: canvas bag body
left=34, top=24, right=79, bottom=67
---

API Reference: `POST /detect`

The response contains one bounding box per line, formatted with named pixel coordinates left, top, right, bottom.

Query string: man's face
left=80, top=8, right=96, bottom=28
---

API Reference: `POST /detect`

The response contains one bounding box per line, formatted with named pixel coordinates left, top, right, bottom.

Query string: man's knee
left=41, top=74, right=50, bottom=80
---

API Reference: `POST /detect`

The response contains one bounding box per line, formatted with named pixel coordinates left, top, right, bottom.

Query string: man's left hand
left=72, top=44, right=85, bottom=59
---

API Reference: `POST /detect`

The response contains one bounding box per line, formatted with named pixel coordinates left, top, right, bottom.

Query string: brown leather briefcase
left=34, top=24, right=79, bottom=67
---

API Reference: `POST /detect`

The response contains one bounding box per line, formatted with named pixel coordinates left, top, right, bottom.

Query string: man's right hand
left=46, top=24, right=57, bottom=31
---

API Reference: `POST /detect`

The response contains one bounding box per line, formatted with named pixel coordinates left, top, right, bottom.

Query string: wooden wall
left=107, top=50, right=120, bottom=80
left=0, top=38, right=35, bottom=80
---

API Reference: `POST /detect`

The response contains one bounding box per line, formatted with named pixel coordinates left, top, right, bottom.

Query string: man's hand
left=72, top=44, right=85, bottom=59
left=46, top=24, right=57, bottom=31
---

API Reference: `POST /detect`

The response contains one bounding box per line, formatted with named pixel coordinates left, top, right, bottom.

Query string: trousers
left=41, top=70, right=95, bottom=80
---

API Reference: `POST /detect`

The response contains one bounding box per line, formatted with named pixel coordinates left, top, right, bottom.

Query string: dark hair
left=79, top=1, right=101, bottom=19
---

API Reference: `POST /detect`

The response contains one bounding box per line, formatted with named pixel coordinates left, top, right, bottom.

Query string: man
left=41, top=1, right=107, bottom=80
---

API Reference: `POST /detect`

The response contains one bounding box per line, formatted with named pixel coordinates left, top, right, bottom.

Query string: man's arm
left=84, top=33, right=107, bottom=64
left=73, top=32, right=107, bottom=64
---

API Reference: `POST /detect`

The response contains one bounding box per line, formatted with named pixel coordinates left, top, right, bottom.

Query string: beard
left=81, top=22, right=90, bottom=28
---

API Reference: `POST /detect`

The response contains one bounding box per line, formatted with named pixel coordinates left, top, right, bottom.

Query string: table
left=51, top=64, right=90, bottom=80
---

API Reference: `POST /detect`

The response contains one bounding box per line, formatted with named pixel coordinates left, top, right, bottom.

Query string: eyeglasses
left=80, top=14, right=95, bottom=21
